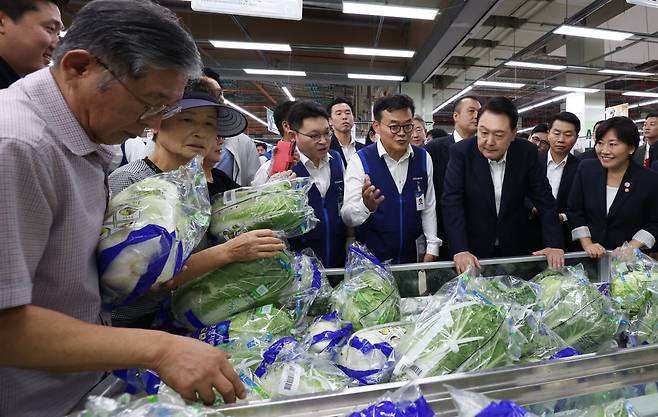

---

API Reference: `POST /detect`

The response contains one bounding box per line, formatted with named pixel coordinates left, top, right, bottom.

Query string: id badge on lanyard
left=414, top=177, right=425, bottom=211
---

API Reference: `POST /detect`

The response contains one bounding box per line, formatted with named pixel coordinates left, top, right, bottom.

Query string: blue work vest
left=289, top=150, right=347, bottom=268
left=355, top=144, right=428, bottom=264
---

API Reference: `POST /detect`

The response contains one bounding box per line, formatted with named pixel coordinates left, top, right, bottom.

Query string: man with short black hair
left=425, top=95, right=481, bottom=259
left=0, top=0, right=65, bottom=88
left=342, top=94, right=440, bottom=264
left=635, top=113, right=658, bottom=167
left=273, top=99, right=295, bottom=139
left=529, top=112, right=582, bottom=251
left=328, top=96, right=364, bottom=166
left=427, top=128, right=448, bottom=142
left=254, top=101, right=347, bottom=268
left=442, top=97, right=564, bottom=273
left=530, top=123, right=550, bottom=153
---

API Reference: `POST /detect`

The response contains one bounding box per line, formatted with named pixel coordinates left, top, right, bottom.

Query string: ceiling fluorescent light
left=553, top=86, right=599, bottom=93
left=344, top=47, right=415, bottom=58
left=347, top=73, right=405, bottom=81
left=342, top=1, right=438, bottom=20
left=599, top=69, right=654, bottom=76
left=553, top=25, right=632, bottom=41
left=474, top=80, right=525, bottom=88
left=518, top=93, right=571, bottom=114
left=635, top=119, right=646, bottom=124
left=518, top=126, right=534, bottom=133
left=210, top=40, right=291, bottom=52
left=244, top=69, right=306, bottom=76
left=505, top=61, right=566, bottom=71
left=282, top=86, right=295, bottom=101
left=224, top=98, right=268, bottom=127
left=622, top=91, right=658, bottom=98
left=629, top=98, right=658, bottom=109
left=432, top=86, right=474, bottom=114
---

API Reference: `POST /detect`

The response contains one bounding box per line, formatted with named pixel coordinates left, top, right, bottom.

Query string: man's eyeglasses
left=295, top=129, right=331, bottom=142
left=95, top=58, right=180, bottom=121
left=386, top=123, right=414, bottom=134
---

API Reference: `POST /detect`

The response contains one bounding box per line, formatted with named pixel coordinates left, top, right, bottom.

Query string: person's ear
left=0, top=12, right=11, bottom=36
left=57, top=50, right=96, bottom=81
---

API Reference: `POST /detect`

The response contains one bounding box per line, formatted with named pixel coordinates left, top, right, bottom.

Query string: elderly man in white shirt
left=341, top=94, right=440, bottom=264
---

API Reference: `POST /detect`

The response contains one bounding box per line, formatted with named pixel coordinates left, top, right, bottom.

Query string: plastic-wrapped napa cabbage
left=98, top=156, right=210, bottom=309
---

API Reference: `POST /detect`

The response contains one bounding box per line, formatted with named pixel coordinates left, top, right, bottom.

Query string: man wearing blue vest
left=254, top=100, right=347, bottom=268
left=342, top=94, right=440, bottom=264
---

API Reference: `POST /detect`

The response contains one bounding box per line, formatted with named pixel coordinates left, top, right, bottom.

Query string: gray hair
left=53, top=0, right=201, bottom=80
left=413, top=115, right=426, bottom=126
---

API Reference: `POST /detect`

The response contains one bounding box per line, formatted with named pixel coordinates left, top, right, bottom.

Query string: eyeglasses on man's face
left=385, top=123, right=414, bottom=134
left=295, top=129, right=331, bottom=142
left=95, top=58, right=180, bottom=121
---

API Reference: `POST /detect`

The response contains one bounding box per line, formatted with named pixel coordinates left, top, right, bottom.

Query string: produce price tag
left=279, top=363, right=302, bottom=393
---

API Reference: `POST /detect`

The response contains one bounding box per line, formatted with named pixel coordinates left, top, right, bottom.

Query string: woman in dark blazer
left=568, top=116, right=658, bottom=258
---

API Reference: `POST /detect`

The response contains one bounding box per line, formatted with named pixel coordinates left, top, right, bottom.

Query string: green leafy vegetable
left=209, top=178, right=317, bottom=240
left=532, top=265, right=619, bottom=353
left=172, top=252, right=295, bottom=330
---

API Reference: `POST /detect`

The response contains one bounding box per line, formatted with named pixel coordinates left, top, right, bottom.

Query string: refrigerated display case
left=214, top=252, right=657, bottom=417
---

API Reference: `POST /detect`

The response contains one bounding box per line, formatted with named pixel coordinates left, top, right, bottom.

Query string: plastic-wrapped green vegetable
left=629, top=295, right=658, bottom=347
left=172, top=252, right=295, bottom=330
left=254, top=337, right=352, bottom=398
left=331, top=243, right=401, bottom=331
left=98, top=157, right=210, bottom=309
left=192, top=304, right=295, bottom=348
left=610, top=244, right=658, bottom=319
left=209, top=178, right=317, bottom=241
left=532, top=265, right=619, bottom=354
left=393, top=270, right=522, bottom=380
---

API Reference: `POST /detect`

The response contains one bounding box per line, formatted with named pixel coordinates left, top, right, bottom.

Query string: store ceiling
left=63, top=0, right=658, bottom=136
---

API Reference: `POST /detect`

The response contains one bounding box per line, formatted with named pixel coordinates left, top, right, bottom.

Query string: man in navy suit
left=425, top=95, right=481, bottom=258
left=529, top=112, right=582, bottom=251
left=328, top=97, right=364, bottom=167
left=442, top=97, right=565, bottom=273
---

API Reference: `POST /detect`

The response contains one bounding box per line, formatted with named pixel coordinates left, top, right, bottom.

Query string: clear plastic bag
left=448, top=386, right=535, bottom=417
left=337, top=322, right=413, bottom=386
left=70, top=382, right=224, bottom=417
left=304, top=312, right=353, bottom=357
left=346, top=382, right=434, bottom=417
left=209, top=177, right=318, bottom=241
left=610, top=244, right=658, bottom=319
left=192, top=304, right=296, bottom=347
left=254, top=337, right=352, bottom=398
left=532, top=265, right=620, bottom=354
left=331, top=242, right=401, bottom=331
left=280, top=249, right=331, bottom=325
left=98, top=156, right=210, bottom=309
left=172, top=251, right=295, bottom=330
left=628, top=294, right=658, bottom=347
left=393, top=268, right=523, bottom=380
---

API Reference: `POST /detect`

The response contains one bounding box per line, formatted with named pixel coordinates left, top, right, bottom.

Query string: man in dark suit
left=634, top=113, right=658, bottom=167
left=327, top=97, right=364, bottom=167
left=530, top=112, right=582, bottom=251
left=425, top=95, right=481, bottom=258
left=442, top=97, right=565, bottom=273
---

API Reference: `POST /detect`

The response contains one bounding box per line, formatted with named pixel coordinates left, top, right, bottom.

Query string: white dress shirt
left=488, top=153, right=507, bottom=215
left=252, top=151, right=332, bottom=197
left=339, top=136, right=357, bottom=164
left=341, top=140, right=441, bottom=256
left=547, top=152, right=568, bottom=200
left=453, top=129, right=466, bottom=143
